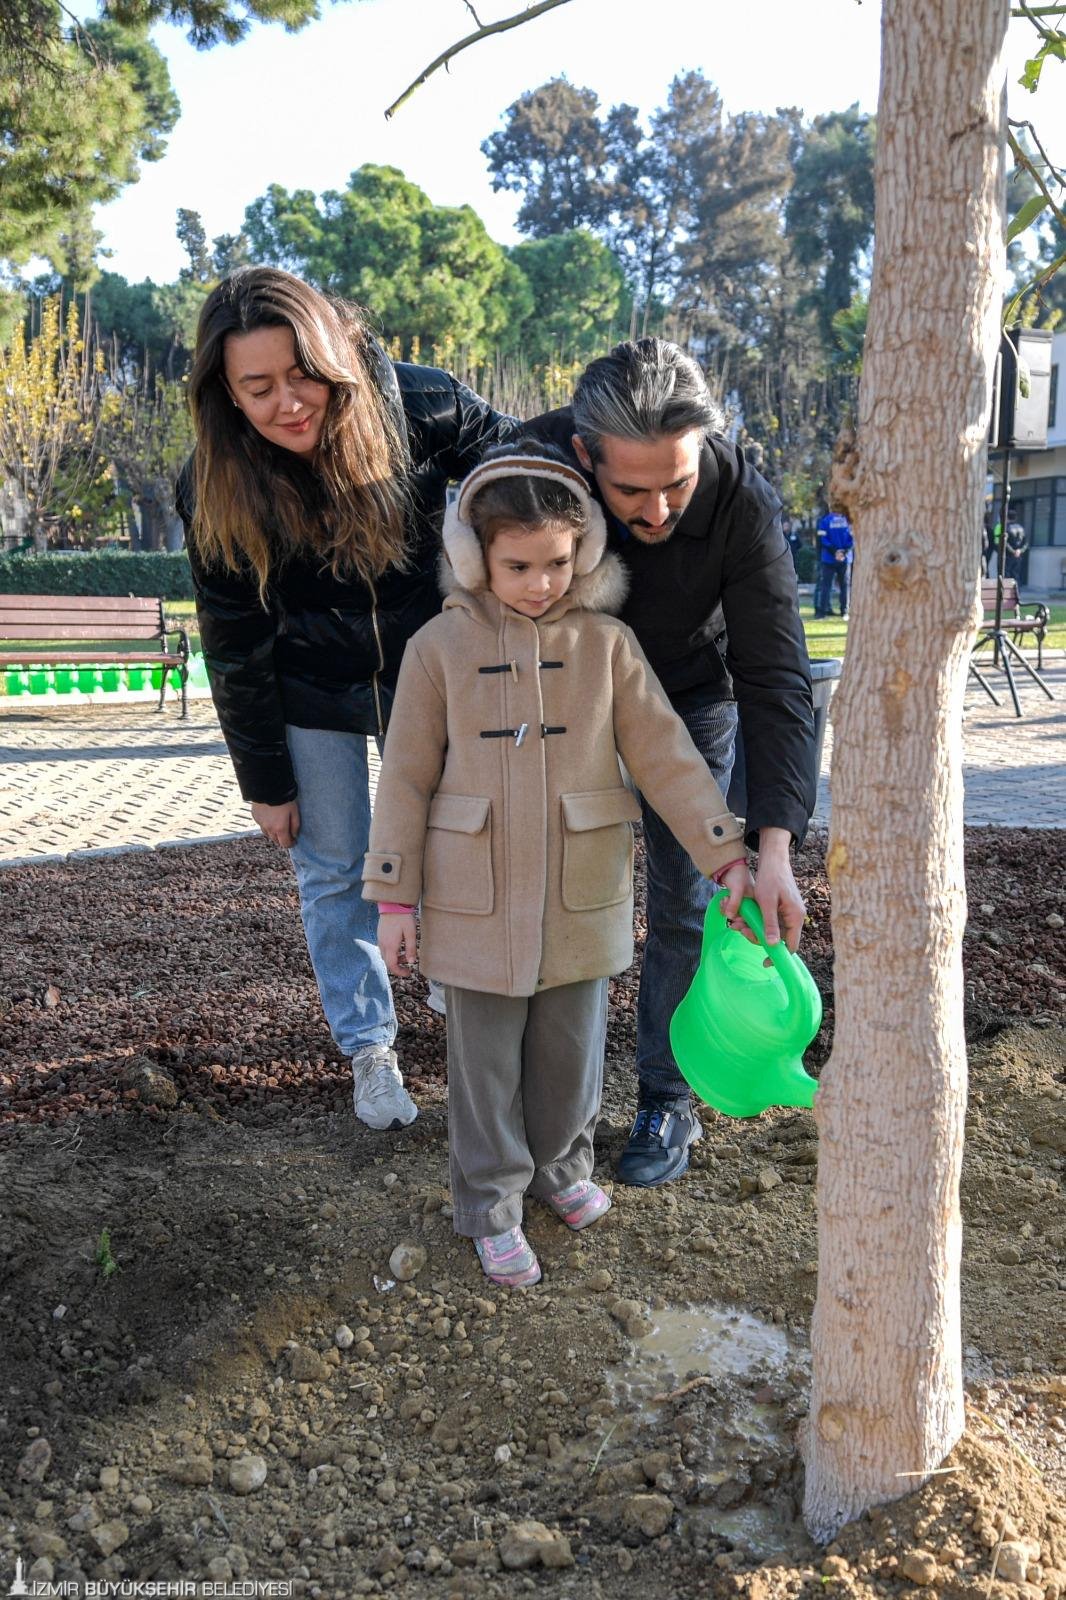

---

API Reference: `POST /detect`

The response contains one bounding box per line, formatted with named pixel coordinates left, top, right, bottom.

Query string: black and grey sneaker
left=615, top=1094, right=702, bottom=1187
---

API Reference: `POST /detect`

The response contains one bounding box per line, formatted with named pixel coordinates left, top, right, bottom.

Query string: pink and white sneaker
left=547, top=1179, right=612, bottom=1231
left=474, top=1225, right=542, bottom=1288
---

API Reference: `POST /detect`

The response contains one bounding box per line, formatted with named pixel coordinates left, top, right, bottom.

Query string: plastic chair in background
left=670, top=889, right=822, bottom=1117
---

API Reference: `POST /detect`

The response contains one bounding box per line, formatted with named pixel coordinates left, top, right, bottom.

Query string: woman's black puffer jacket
left=177, top=360, right=517, bottom=806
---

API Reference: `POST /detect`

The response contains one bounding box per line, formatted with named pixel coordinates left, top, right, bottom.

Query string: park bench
left=969, top=577, right=1053, bottom=718
left=0, top=594, right=190, bottom=717
left=977, top=578, right=1049, bottom=669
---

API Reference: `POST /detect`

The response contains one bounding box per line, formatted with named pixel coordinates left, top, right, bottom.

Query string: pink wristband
left=711, top=857, right=747, bottom=886
left=379, top=902, right=415, bottom=915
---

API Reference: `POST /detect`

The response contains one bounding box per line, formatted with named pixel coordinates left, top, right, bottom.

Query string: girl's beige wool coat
left=363, top=571, right=746, bottom=997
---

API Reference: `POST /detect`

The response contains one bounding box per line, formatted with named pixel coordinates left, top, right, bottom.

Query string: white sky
left=89, top=0, right=1066, bottom=285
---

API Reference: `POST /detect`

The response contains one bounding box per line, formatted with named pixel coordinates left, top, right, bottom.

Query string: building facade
left=996, top=328, right=1065, bottom=591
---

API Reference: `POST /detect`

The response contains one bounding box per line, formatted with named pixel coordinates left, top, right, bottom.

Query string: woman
left=177, top=267, right=515, bottom=1132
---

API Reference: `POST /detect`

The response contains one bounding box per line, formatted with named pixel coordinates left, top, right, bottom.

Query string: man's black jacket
left=525, top=408, right=816, bottom=845
left=177, top=362, right=516, bottom=805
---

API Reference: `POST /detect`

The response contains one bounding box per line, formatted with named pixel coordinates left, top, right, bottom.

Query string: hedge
left=0, top=539, right=821, bottom=597
left=0, top=550, right=194, bottom=600
left=793, top=544, right=818, bottom=583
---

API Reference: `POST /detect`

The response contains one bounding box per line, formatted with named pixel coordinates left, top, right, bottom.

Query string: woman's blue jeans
left=285, top=725, right=396, bottom=1057
left=635, top=698, right=738, bottom=1101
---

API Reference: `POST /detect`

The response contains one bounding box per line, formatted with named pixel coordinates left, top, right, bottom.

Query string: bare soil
left=0, top=827, right=1063, bottom=1599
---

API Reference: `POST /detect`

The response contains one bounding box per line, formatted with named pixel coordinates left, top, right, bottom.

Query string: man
left=1003, top=507, right=1029, bottom=582
left=527, top=339, right=815, bottom=1187
left=782, top=514, right=805, bottom=572
left=815, top=504, right=854, bottom=618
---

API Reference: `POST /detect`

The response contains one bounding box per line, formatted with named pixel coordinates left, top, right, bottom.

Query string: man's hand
left=753, top=826, right=806, bottom=952
left=378, top=912, right=418, bottom=976
left=251, top=800, right=300, bottom=849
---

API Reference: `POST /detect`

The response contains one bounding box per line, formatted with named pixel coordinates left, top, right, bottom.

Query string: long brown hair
left=187, top=268, right=410, bottom=598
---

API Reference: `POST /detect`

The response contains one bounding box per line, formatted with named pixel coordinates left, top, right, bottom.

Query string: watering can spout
left=669, top=891, right=823, bottom=1119
left=772, top=1058, right=819, bottom=1110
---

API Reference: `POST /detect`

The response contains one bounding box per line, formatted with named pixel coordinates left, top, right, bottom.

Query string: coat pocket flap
left=561, top=788, right=642, bottom=832
left=363, top=851, right=403, bottom=882
left=427, top=793, right=491, bottom=834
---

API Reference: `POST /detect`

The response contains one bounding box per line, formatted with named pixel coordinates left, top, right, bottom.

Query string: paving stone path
left=816, top=661, right=1066, bottom=831
left=1, top=663, right=1062, bottom=867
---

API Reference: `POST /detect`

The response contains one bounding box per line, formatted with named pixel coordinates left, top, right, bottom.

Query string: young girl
left=178, top=268, right=514, bottom=1132
left=363, top=441, right=752, bottom=1287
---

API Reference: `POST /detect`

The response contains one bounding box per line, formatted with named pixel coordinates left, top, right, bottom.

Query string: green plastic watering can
left=669, top=889, right=822, bottom=1118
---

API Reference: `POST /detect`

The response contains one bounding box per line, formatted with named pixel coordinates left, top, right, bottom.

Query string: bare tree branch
left=1003, top=123, right=1066, bottom=322
left=1013, top=0, right=1065, bottom=37
left=384, top=0, right=575, bottom=120
left=1007, top=123, right=1066, bottom=233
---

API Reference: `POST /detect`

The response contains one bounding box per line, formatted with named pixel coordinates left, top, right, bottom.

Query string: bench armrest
left=163, top=620, right=191, bottom=660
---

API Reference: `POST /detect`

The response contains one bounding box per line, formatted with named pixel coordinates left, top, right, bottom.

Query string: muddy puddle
left=606, top=1302, right=817, bottom=1561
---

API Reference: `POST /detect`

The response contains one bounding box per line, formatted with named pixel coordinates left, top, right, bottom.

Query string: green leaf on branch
left=1007, top=192, right=1050, bottom=240
left=1019, top=32, right=1066, bottom=93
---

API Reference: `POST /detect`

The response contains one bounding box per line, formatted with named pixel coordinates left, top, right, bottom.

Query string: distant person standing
left=815, top=506, right=854, bottom=618
left=1003, top=507, right=1029, bottom=582
left=781, top=514, right=804, bottom=571
left=981, top=508, right=997, bottom=577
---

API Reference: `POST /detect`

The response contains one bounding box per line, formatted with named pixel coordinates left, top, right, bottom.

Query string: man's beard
left=626, top=512, right=681, bottom=543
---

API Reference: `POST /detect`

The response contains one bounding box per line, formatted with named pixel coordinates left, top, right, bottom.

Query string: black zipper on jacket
left=366, top=573, right=387, bottom=736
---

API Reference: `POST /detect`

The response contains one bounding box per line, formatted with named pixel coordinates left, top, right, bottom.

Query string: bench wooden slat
left=0, top=651, right=182, bottom=665
left=0, top=594, right=162, bottom=613
left=0, top=620, right=167, bottom=639
left=981, top=579, right=1021, bottom=610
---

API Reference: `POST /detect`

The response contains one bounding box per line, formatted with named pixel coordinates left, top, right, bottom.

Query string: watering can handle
left=709, top=889, right=821, bottom=1037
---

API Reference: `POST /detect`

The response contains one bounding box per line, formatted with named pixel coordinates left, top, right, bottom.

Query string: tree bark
left=802, top=0, right=1008, bottom=1541
left=137, top=489, right=167, bottom=551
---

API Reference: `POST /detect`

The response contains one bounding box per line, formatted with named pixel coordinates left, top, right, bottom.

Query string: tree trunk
left=802, top=0, right=1008, bottom=1541
left=137, top=485, right=170, bottom=551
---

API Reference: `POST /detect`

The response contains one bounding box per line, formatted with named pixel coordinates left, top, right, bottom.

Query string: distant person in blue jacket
left=815, top=506, right=854, bottom=619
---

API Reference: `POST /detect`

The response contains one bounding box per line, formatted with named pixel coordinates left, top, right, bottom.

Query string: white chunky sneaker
left=351, top=1045, right=418, bottom=1131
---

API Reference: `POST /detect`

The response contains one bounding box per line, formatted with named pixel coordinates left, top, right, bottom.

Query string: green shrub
left=793, top=543, right=818, bottom=583
left=0, top=550, right=194, bottom=599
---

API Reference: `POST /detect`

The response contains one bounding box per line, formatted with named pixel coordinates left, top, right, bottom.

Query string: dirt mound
left=0, top=830, right=1063, bottom=1595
